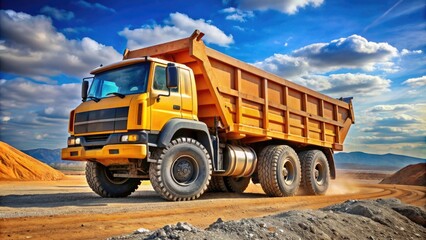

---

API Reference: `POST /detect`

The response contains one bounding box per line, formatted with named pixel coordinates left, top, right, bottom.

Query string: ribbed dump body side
left=124, top=31, right=354, bottom=151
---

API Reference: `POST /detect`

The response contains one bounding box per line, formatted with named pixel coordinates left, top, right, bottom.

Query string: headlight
left=121, top=134, right=139, bottom=142
left=67, top=137, right=81, bottom=146
left=68, top=138, right=76, bottom=146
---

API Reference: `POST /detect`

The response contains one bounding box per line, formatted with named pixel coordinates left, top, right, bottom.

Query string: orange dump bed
left=124, top=31, right=355, bottom=151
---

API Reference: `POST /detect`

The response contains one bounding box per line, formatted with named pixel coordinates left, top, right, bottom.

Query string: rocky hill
left=380, top=163, right=426, bottom=186
left=0, top=141, right=64, bottom=181
left=110, top=198, right=425, bottom=240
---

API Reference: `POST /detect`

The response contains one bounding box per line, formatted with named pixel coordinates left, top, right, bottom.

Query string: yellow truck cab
left=62, top=30, right=355, bottom=201
left=63, top=57, right=197, bottom=164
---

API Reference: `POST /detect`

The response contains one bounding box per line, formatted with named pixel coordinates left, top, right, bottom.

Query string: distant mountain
left=335, top=152, right=426, bottom=171
left=23, top=148, right=61, bottom=165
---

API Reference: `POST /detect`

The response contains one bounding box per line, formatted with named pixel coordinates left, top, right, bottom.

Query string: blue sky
left=0, top=0, right=425, bottom=158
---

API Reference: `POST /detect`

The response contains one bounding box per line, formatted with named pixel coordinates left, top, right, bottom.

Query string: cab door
left=150, top=64, right=182, bottom=131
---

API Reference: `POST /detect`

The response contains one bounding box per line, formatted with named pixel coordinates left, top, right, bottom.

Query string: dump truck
left=62, top=30, right=355, bottom=201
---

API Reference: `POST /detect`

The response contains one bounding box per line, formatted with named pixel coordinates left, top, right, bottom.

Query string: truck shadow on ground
left=0, top=191, right=266, bottom=209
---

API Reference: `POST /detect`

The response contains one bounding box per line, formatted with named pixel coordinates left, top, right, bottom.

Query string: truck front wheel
left=149, top=138, right=212, bottom=201
left=298, top=150, right=330, bottom=195
left=85, top=161, right=141, bottom=198
left=258, top=145, right=301, bottom=197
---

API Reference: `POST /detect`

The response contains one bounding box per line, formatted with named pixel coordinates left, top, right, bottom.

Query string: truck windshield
left=88, top=62, right=150, bottom=100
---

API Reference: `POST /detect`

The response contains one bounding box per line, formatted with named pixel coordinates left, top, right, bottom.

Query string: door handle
left=173, top=105, right=181, bottom=110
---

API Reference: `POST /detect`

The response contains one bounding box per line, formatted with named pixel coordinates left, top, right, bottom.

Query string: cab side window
left=181, top=69, right=191, bottom=96
left=153, top=65, right=178, bottom=92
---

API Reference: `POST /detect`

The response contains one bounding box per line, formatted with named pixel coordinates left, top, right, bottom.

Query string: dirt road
left=0, top=175, right=425, bottom=240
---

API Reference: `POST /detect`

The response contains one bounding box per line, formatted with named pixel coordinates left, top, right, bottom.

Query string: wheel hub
left=282, top=160, right=294, bottom=184
left=172, top=157, right=196, bottom=184
left=282, top=168, right=289, bottom=179
left=314, top=163, right=324, bottom=185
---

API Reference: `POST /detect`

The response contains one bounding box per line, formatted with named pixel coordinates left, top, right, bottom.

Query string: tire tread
left=298, top=150, right=329, bottom=195
left=258, top=145, right=301, bottom=197
left=149, top=137, right=212, bottom=201
left=85, top=161, right=140, bottom=198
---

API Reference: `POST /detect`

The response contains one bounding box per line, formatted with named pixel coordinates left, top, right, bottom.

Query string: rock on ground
left=109, top=198, right=426, bottom=240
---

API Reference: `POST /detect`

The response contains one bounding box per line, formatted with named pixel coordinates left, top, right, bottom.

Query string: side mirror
left=82, top=80, right=89, bottom=102
left=166, top=63, right=178, bottom=89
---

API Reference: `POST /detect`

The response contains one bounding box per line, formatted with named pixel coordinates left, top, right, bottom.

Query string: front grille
left=85, top=145, right=103, bottom=150
left=85, top=134, right=110, bottom=142
left=74, top=107, right=129, bottom=134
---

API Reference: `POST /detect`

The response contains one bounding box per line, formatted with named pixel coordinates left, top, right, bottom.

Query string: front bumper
left=61, top=144, right=147, bottom=161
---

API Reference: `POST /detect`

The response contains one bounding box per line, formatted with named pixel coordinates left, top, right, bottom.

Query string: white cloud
left=0, top=78, right=81, bottom=149
left=292, top=35, right=398, bottom=72
left=40, top=6, right=74, bottom=21
left=368, top=104, right=415, bottom=112
left=62, top=27, right=92, bottom=34
left=44, top=107, right=55, bottom=115
left=220, top=7, right=254, bottom=22
left=254, top=54, right=310, bottom=78
left=402, top=76, right=426, bottom=87
left=252, top=35, right=405, bottom=97
left=2, top=116, right=11, bottom=122
left=119, top=12, right=234, bottom=49
left=375, top=114, right=422, bottom=126
left=353, top=102, right=426, bottom=151
left=356, top=135, right=425, bottom=144
left=0, top=79, right=80, bottom=110
left=401, top=49, right=422, bottom=56
left=254, top=35, right=399, bottom=79
left=296, top=73, right=391, bottom=97
left=233, top=26, right=247, bottom=31
left=76, top=0, right=115, bottom=13
left=0, top=10, right=122, bottom=79
left=36, top=133, right=49, bottom=140
left=238, top=0, right=324, bottom=14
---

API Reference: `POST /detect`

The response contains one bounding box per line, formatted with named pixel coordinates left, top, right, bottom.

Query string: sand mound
left=0, top=141, right=64, bottom=181
left=380, top=163, right=426, bottom=186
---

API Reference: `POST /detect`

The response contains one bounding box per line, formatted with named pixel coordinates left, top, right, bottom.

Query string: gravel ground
left=110, top=198, right=426, bottom=240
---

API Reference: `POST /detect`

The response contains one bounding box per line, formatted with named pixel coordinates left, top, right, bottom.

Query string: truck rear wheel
left=149, top=138, right=212, bottom=201
left=85, top=161, right=141, bottom=198
left=298, top=150, right=330, bottom=195
left=207, top=176, right=229, bottom=192
left=258, top=145, right=301, bottom=197
left=224, top=177, right=251, bottom=193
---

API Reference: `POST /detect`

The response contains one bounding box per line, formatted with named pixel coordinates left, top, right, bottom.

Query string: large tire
left=85, top=161, right=141, bottom=198
left=224, top=177, right=251, bottom=193
left=149, top=138, right=212, bottom=201
left=207, top=176, right=229, bottom=192
left=258, top=145, right=301, bottom=197
left=298, top=150, right=330, bottom=195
